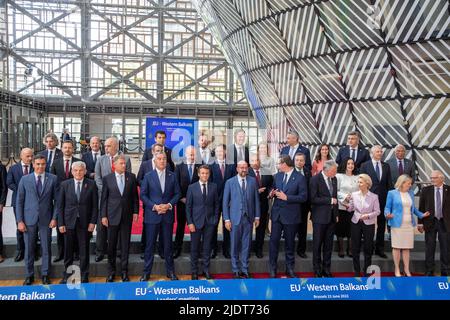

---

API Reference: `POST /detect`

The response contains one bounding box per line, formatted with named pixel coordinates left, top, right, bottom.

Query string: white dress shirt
left=34, top=172, right=46, bottom=189
left=199, top=181, right=208, bottom=196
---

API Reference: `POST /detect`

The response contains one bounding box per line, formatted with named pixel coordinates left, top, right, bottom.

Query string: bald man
left=6, top=148, right=35, bottom=262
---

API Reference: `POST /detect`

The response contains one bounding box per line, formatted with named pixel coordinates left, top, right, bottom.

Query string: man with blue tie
left=360, top=145, right=393, bottom=258
left=39, top=133, right=63, bottom=173
left=335, top=131, right=370, bottom=173
left=16, top=155, right=58, bottom=285
left=140, top=152, right=181, bottom=281
left=81, top=136, right=103, bottom=179
left=268, top=155, right=308, bottom=278
left=223, top=161, right=260, bottom=279
left=174, top=146, right=200, bottom=258
left=280, top=131, right=312, bottom=172
left=186, top=165, right=219, bottom=280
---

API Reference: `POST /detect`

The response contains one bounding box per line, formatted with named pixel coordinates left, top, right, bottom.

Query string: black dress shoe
left=34, top=255, right=40, bottom=261
left=121, top=273, right=130, bottom=282
left=23, top=276, right=34, bottom=286
left=354, top=272, right=361, bottom=277
left=269, top=271, right=277, bottom=278
left=297, top=252, right=307, bottom=258
left=240, top=272, right=250, bottom=279
left=425, top=271, right=434, bottom=277
left=233, top=272, right=240, bottom=279
left=81, top=276, right=89, bottom=283
left=338, top=252, right=345, bottom=258
left=95, top=254, right=104, bottom=262
left=53, top=255, right=64, bottom=263
left=73, top=253, right=80, bottom=261
left=256, top=252, right=263, bottom=259
left=167, top=273, right=179, bottom=281
left=140, top=253, right=145, bottom=260
left=158, top=251, right=165, bottom=260
left=42, top=276, right=51, bottom=285
left=441, top=272, right=448, bottom=277
left=322, top=271, right=333, bottom=278
left=211, top=250, right=217, bottom=259
left=15, top=252, right=24, bottom=262
left=204, top=272, right=213, bottom=280
left=314, top=271, right=322, bottom=278
left=375, top=251, right=387, bottom=259
left=286, top=270, right=297, bottom=278
left=223, top=252, right=231, bottom=259
left=173, top=248, right=181, bottom=259
left=59, top=274, right=69, bottom=284
left=191, top=273, right=198, bottom=280
left=106, top=274, right=115, bottom=282
left=140, top=274, right=150, bottom=282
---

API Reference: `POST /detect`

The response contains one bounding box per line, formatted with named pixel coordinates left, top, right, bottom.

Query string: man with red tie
left=51, top=140, right=82, bottom=262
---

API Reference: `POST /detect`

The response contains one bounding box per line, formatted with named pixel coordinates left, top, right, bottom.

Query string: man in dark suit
left=16, top=155, right=58, bottom=285
left=360, top=145, right=393, bottom=258
left=58, top=162, right=98, bottom=284
left=386, top=144, right=415, bottom=186
left=248, top=154, right=273, bottom=258
left=174, top=146, right=200, bottom=258
left=280, top=131, right=312, bottom=172
left=142, top=130, right=175, bottom=171
left=140, top=152, right=181, bottom=281
left=39, top=133, right=63, bottom=173
left=101, top=155, right=139, bottom=282
left=186, top=165, right=219, bottom=280
left=310, top=160, right=339, bottom=278
left=81, top=136, right=103, bottom=179
left=6, top=148, right=34, bottom=262
left=418, top=170, right=450, bottom=276
left=51, top=140, right=82, bottom=263
left=228, top=129, right=249, bottom=165
left=268, top=155, right=308, bottom=278
left=0, top=161, right=7, bottom=263
left=209, top=144, right=236, bottom=258
left=335, top=131, right=370, bottom=172
left=294, top=152, right=312, bottom=258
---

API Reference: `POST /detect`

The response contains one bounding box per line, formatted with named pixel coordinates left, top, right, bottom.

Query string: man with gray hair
left=280, top=131, right=312, bottom=172
left=94, top=136, right=132, bottom=262
left=39, top=133, right=63, bottom=173
left=310, top=160, right=339, bottom=277
left=57, top=161, right=98, bottom=284
left=360, top=145, right=393, bottom=258
left=418, top=170, right=450, bottom=276
left=386, top=144, right=415, bottom=187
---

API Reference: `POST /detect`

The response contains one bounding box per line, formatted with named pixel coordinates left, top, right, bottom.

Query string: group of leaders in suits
left=1, top=128, right=449, bottom=285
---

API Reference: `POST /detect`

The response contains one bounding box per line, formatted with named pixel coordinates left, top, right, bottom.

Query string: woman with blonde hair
left=385, top=174, right=430, bottom=276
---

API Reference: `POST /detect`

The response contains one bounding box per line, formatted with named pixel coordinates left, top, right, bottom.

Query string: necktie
left=65, top=159, right=70, bottom=179
left=328, top=177, right=334, bottom=196
left=289, top=147, right=295, bottom=159
left=351, top=149, right=356, bottom=161
left=220, top=163, right=225, bottom=179
left=93, top=152, right=98, bottom=164
left=36, top=175, right=43, bottom=197
left=300, top=168, right=304, bottom=176
left=241, top=178, right=246, bottom=193
left=24, top=165, right=29, bottom=175
left=202, top=150, right=207, bottom=163
left=239, top=147, right=244, bottom=161
left=255, top=170, right=261, bottom=187
left=436, top=188, right=443, bottom=220
left=76, top=181, right=81, bottom=202
left=46, top=150, right=53, bottom=171
left=398, top=160, right=404, bottom=175
left=111, top=157, right=115, bottom=173
left=159, top=171, right=165, bottom=193
left=281, top=173, right=288, bottom=189
left=375, top=162, right=381, bottom=181
left=118, top=175, right=124, bottom=195
left=202, top=183, right=207, bottom=202
left=188, top=164, right=193, bottom=181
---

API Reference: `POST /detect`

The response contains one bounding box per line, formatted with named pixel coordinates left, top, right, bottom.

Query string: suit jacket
left=347, top=191, right=380, bottom=225
left=419, top=184, right=450, bottom=232
left=222, top=175, right=261, bottom=226
left=310, top=173, right=339, bottom=224
left=295, top=166, right=312, bottom=213
left=140, top=169, right=181, bottom=224
left=137, top=159, right=154, bottom=186
left=39, top=148, right=63, bottom=172
left=270, top=170, right=308, bottom=225
left=7, top=162, right=33, bottom=209
left=94, top=152, right=132, bottom=196
left=81, top=150, right=104, bottom=178
left=195, top=147, right=215, bottom=165
left=209, top=162, right=236, bottom=203
left=186, top=182, right=220, bottom=229
left=335, top=146, right=370, bottom=170
left=16, top=173, right=58, bottom=226
left=50, top=156, right=82, bottom=185
left=100, top=172, right=139, bottom=226
left=229, top=145, right=249, bottom=165
left=57, top=178, right=98, bottom=229
left=384, top=189, right=424, bottom=228
left=360, top=160, right=393, bottom=207
left=0, top=164, right=7, bottom=206
left=142, top=147, right=174, bottom=171
left=248, top=167, right=273, bottom=214
left=280, top=145, right=312, bottom=172
left=386, top=157, right=415, bottom=186
left=175, top=162, right=201, bottom=198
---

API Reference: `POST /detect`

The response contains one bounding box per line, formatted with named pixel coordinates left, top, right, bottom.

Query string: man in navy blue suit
left=209, top=144, right=236, bottom=259
left=39, top=133, right=63, bottom=173
left=335, top=131, right=370, bottom=172
left=268, top=155, right=308, bottom=278
left=310, top=160, right=339, bottom=278
left=6, top=148, right=35, bottom=262
left=223, top=161, right=260, bottom=279
left=360, top=145, right=393, bottom=258
left=280, top=131, right=312, bottom=172
left=186, top=165, right=219, bottom=280
left=81, top=136, right=103, bottom=179
left=140, top=152, right=181, bottom=281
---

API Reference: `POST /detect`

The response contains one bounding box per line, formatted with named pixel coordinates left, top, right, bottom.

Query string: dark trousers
left=212, top=211, right=230, bottom=255
left=64, top=218, right=90, bottom=277
left=313, top=222, right=335, bottom=273
left=107, top=223, right=132, bottom=274
left=297, top=208, right=310, bottom=254
left=351, top=221, right=375, bottom=274
left=0, top=212, right=3, bottom=255
left=143, top=222, right=175, bottom=275
left=190, top=224, right=215, bottom=274
left=13, top=208, right=25, bottom=252
left=254, top=210, right=268, bottom=254
left=174, top=201, right=187, bottom=250
left=375, top=204, right=386, bottom=253
left=425, top=219, right=449, bottom=274
left=140, top=209, right=163, bottom=255
left=269, top=221, right=298, bottom=272
left=24, top=224, right=52, bottom=277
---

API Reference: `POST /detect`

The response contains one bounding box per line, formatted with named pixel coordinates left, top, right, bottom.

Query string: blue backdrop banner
left=0, top=277, right=449, bottom=300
